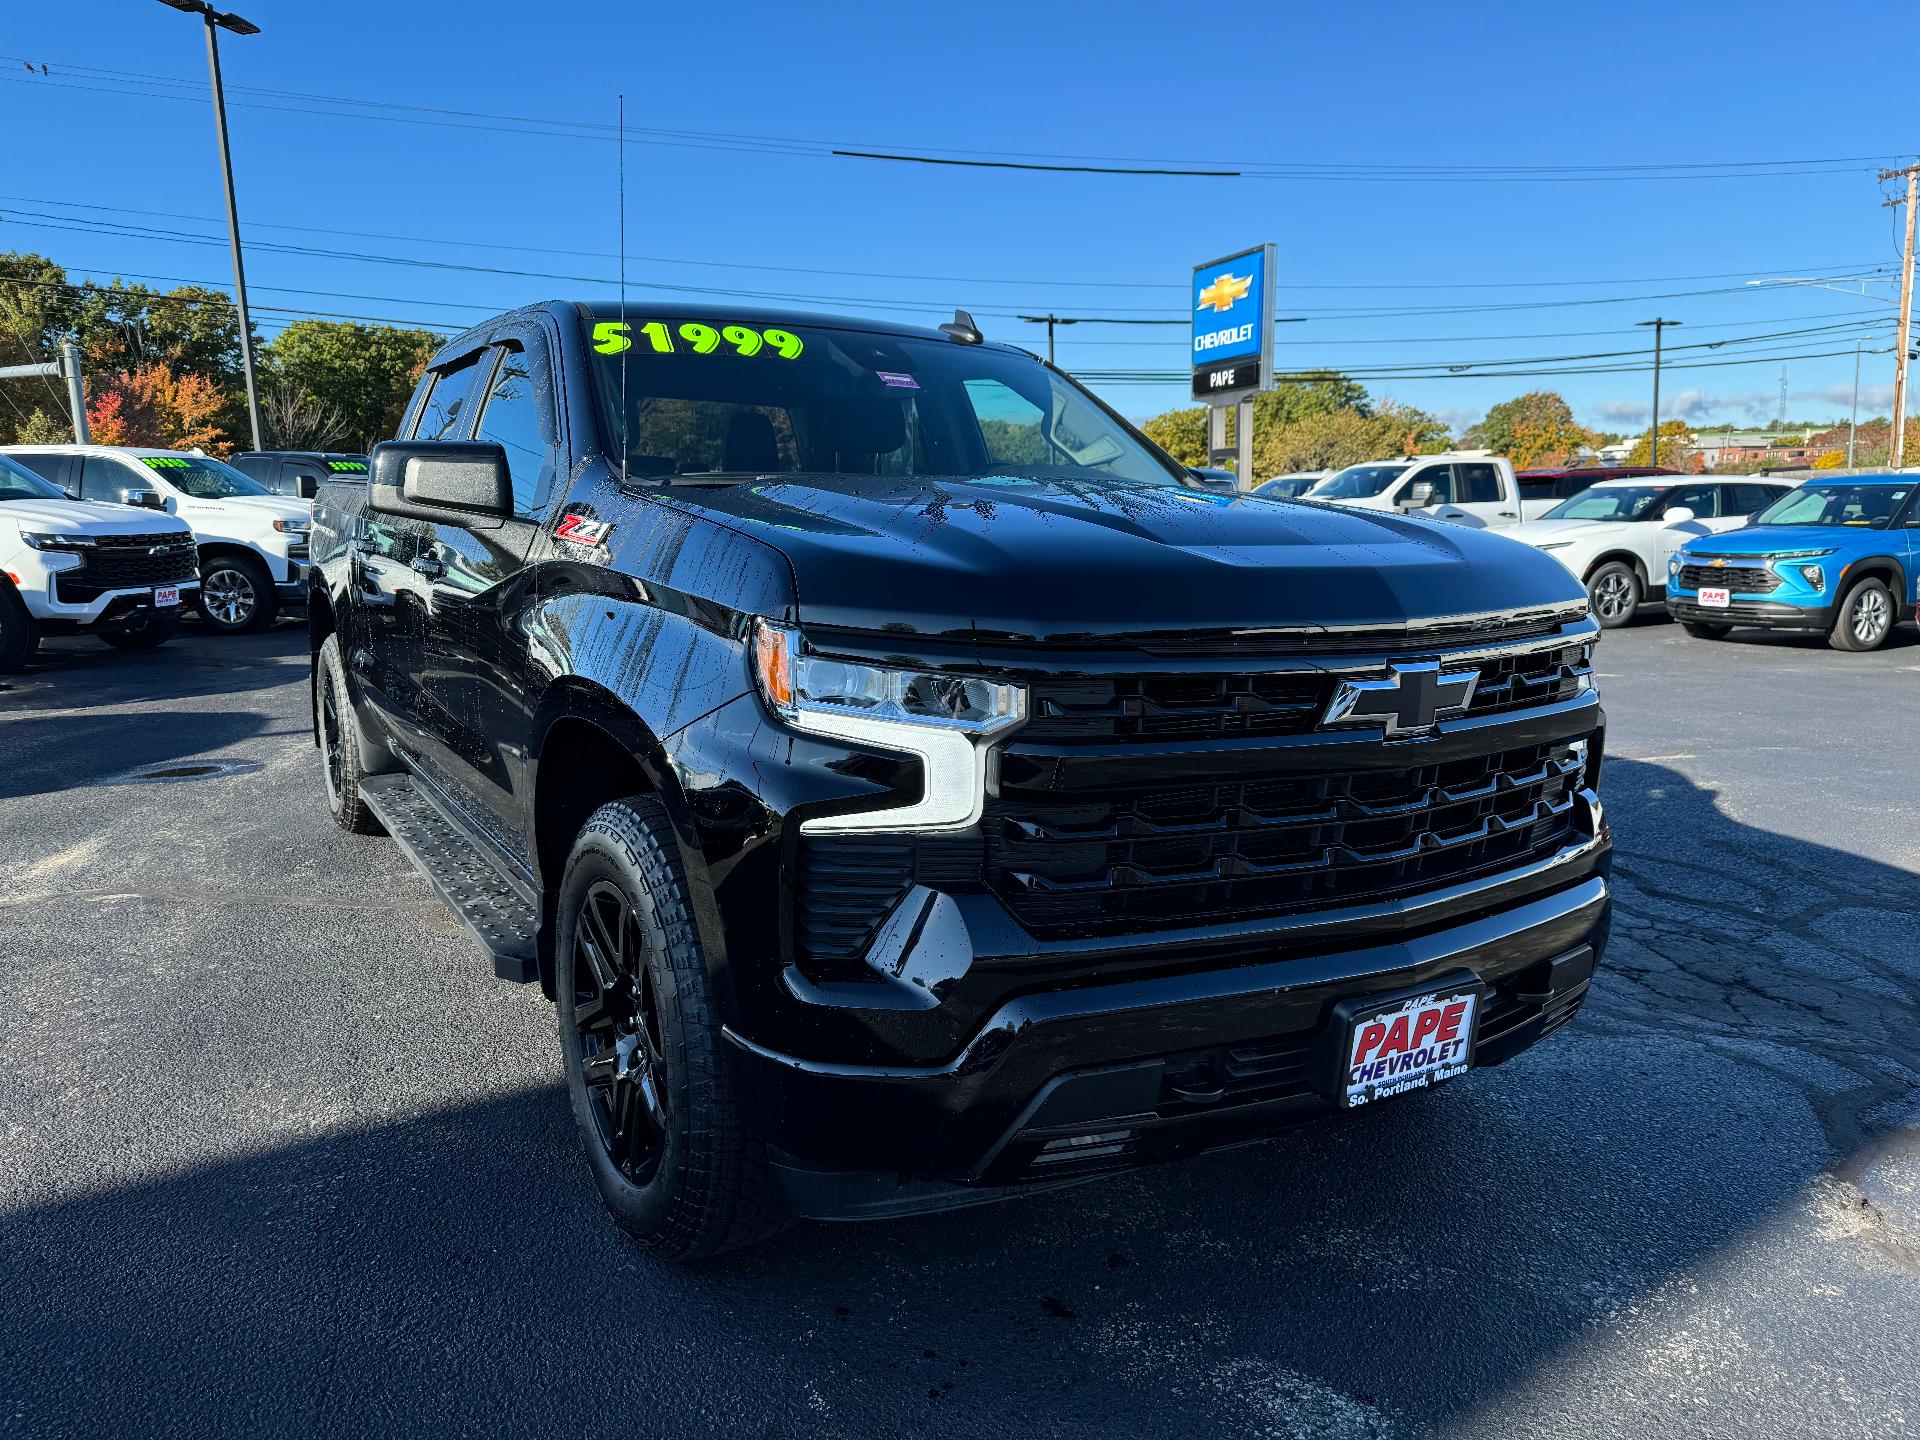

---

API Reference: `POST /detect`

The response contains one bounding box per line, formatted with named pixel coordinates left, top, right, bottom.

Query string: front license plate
left=1337, top=984, right=1480, bottom=1109
left=153, top=586, right=181, bottom=607
left=1699, top=587, right=1730, bottom=608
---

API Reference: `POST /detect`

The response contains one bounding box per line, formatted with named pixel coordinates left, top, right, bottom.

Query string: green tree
left=265, top=320, right=441, bottom=450
left=1139, top=405, right=1207, bottom=468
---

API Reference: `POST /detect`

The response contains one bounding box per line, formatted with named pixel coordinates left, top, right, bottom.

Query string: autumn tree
left=1507, top=416, right=1592, bottom=469
left=1468, top=390, right=1601, bottom=466
left=1624, top=420, right=1693, bottom=469
left=86, top=361, right=228, bottom=453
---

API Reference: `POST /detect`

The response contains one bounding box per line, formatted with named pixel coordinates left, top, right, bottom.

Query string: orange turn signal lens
left=752, top=619, right=794, bottom=712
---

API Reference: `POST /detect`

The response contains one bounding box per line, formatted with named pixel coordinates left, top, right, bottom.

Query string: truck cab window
left=472, top=344, right=555, bottom=515
left=412, top=353, right=485, bottom=441
left=1457, top=463, right=1502, bottom=504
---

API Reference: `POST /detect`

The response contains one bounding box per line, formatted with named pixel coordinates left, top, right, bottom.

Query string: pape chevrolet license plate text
left=1343, top=987, right=1479, bottom=1108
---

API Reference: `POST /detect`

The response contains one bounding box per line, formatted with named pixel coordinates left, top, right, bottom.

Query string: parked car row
left=1263, top=457, right=1916, bottom=652
left=0, top=444, right=358, bottom=671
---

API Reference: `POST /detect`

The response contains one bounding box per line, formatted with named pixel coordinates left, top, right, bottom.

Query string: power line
left=2, top=58, right=1909, bottom=184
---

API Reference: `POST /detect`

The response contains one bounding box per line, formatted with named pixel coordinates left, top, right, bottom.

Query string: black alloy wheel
left=571, top=880, right=671, bottom=1184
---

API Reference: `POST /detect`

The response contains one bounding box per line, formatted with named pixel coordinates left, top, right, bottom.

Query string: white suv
left=0, top=452, right=199, bottom=671
left=1502, top=477, right=1794, bottom=627
left=3, top=445, right=312, bottom=633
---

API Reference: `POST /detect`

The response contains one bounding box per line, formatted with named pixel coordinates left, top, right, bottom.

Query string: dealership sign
left=1190, top=243, right=1276, bottom=401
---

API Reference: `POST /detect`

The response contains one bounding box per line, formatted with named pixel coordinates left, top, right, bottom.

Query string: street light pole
left=159, top=0, right=264, bottom=451
left=1636, top=318, right=1682, bottom=466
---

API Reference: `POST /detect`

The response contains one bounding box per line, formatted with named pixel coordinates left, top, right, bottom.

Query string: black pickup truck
left=309, top=300, right=1610, bottom=1257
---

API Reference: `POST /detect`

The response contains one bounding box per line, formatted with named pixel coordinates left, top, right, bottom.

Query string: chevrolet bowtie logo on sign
left=1195, top=272, right=1253, bottom=314
left=1321, top=662, right=1479, bottom=737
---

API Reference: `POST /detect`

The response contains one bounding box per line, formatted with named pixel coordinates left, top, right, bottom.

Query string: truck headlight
left=272, top=518, right=310, bottom=534
left=752, top=619, right=1025, bottom=833
left=18, top=531, right=95, bottom=551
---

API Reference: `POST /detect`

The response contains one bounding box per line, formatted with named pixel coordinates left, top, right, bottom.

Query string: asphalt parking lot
left=3, top=613, right=1918, bottom=1439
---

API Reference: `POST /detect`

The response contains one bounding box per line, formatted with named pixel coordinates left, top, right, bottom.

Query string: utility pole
left=1017, top=314, right=1079, bottom=366
left=1849, top=341, right=1861, bottom=467
left=1636, top=318, right=1682, bottom=466
left=158, top=0, right=265, bottom=451
left=1882, top=161, right=1919, bottom=470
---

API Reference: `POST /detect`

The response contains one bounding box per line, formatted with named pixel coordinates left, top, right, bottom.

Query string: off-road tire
left=1829, top=576, right=1895, bottom=652
left=1680, top=621, right=1731, bottom=640
left=556, top=796, right=787, bottom=1260
left=315, top=634, right=382, bottom=834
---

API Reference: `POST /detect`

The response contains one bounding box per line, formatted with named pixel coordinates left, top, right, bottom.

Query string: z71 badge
left=554, top=512, right=613, bottom=547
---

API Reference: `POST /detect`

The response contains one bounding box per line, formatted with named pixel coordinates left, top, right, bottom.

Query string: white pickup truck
left=3, top=444, right=311, bottom=634
left=1303, top=456, right=1551, bottom=529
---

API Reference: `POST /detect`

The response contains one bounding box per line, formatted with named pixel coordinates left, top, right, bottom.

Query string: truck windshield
left=139, top=455, right=272, bottom=499
left=1751, top=482, right=1912, bottom=527
left=1541, top=485, right=1670, bottom=522
left=1307, top=464, right=1407, bottom=500
left=0, top=454, right=66, bottom=502
left=581, top=314, right=1184, bottom=487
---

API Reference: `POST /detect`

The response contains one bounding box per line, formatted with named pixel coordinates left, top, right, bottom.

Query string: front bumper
left=1666, top=594, right=1833, bottom=630
left=728, top=836, right=1610, bottom=1219
left=21, top=571, right=200, bottom=628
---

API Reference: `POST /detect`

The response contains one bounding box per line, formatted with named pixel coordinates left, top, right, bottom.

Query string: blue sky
left=0, top=0, right=1912, bottom=436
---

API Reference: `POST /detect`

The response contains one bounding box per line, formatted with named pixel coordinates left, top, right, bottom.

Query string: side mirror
left=368, top=440, right=511, bottom=526
left=294, top=475, right=320, bottom=501
left=116, top=486, right=166, bottom=510
left=1400, top=480, right=1434, bottom=509
left=1663, top=506, right=1695, bottom=524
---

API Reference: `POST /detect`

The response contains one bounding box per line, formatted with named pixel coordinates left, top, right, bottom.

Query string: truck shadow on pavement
left=0, top=709, right=275, bottom=801
left=2, top=761, right=1917, bottom=1437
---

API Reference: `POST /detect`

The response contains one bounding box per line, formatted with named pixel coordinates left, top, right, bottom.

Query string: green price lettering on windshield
left=591, top=320, right=802, bottom=360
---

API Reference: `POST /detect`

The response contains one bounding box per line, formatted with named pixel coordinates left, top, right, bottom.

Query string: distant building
left=1689, top=428, right=1817, bottom=469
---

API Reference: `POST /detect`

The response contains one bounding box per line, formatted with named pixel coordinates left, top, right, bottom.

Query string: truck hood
left=0, top=496, right=192, bottom=536
left=656, top=474, right=1585, bottom=643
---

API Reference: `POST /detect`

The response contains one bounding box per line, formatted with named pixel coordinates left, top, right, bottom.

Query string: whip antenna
left=618, top=93, right=629, bottom=486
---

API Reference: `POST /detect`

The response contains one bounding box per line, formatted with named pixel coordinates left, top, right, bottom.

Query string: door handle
left=1498, top=511, right=1517, bottom=518
left=409, top=554, right=445, bottom=579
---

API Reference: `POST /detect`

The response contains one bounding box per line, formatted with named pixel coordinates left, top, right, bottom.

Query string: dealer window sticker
left=592, top=321, right=803, bottom=359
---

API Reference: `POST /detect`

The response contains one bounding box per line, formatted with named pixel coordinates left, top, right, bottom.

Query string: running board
left=358, top=773, right=540, bottom=984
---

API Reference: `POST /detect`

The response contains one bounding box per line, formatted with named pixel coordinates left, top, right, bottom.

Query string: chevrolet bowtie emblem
left=1322, top=662, right=1478, bottom=737
left=1710, top=557, right=1728, bottom=567
left=1195, top=272, right=1253, bottom=314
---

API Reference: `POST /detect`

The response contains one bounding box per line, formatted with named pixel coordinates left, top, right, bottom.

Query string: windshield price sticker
left=142, top=456, right=192, bottom=469
left=593, top=321, right=803, bottom=360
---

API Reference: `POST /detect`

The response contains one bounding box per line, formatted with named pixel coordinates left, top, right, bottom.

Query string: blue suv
left=1666, top=475, right=1917, bottom=651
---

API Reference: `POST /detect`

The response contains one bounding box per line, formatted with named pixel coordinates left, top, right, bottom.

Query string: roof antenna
left=618, top=93, right=629, bottom=486
left=939, top=308, right=983, bottom=345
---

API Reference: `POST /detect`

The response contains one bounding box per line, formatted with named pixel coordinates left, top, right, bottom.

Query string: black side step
left=359, top=773, right=539, bottom=983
